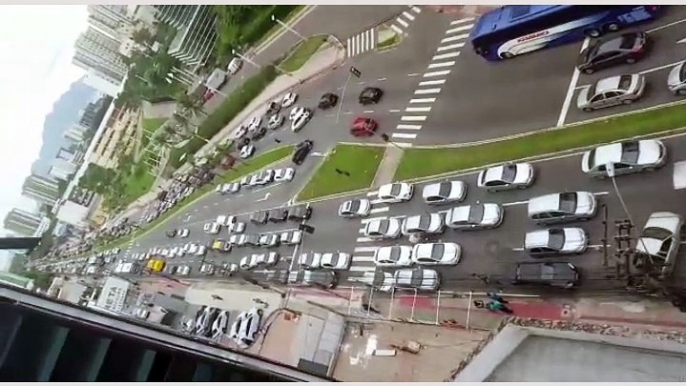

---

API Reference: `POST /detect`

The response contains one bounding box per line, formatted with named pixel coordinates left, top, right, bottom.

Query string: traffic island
left=394, top=100, right=686, bottom=181
left=376, top=25, right=402, bottom=51
left=279, top=35, right=329, bottom=73
left=296, top=144, right=386, bottom=202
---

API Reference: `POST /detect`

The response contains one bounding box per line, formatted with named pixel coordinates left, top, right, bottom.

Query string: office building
left=153, top=5, right=217, bottom=67
left=48, top=159, right=78, bottom=181
left=64, top=124, right=88, bottom=143
left=0, top=284, right=326, bottom=381
left=22, top=175, right=60, bottom=207
left=87, top=5, right=131, bottom=31
left=83, top=68, right=123, bottom=97
left=79, top=97, right=111, bottom=130
left=3, top=209, right=42, bottom=237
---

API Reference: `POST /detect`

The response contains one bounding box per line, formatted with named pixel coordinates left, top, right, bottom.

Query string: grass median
left=93, top=146, right=293, bottom=253
left=297, top=144, right=386, bottom=201
left=395, top=102, right=686, bottom=181
left=280, top=35, right=327, bottom=73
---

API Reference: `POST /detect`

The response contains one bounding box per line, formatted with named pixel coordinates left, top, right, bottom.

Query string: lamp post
left=232, top=48, right=292, bottom=78
left=271, top=14, right=305, bottom=42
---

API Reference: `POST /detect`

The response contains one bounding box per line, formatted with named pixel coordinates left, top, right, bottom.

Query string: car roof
left=645, top=212, right=682, bottom=232
left=590, top=142, right=623, bottom=166
left=595, top=76, right=622, bottom=92
left=422, top=182, right=447, bottom=198
left=525, top=229, right=551, bottom=247
left=483, top=165, right=505, bottom=182
left=528, top=193, right=561, bottom=214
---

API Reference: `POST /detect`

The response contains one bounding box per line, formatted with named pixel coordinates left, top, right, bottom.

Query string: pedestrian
left=274, top=138, right=282, bottom=144
left=486, top=300, right=513, bottom=314
left=487, top=292, right=508, bottom=304
left=211, top=295, right=223, bottom=300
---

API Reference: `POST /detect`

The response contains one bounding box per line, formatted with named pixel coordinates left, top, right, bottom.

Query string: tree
left=170, top=114, right=209, bottom=143
left=131, top=28, right=153, bottom=45
left=175, top=91, right=206, bottom=118
left=20, top=270, right=54, bottom=290
left=79, top=164, right=117, bottom=195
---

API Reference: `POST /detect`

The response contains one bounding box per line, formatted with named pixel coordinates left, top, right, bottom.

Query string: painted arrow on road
left=678, top=37, right=686, bottom=44
left=256, top=192, right=271, bottom=202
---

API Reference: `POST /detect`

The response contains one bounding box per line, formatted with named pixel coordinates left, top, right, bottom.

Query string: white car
left=378, top=183, right=414, bottom=203
left=203, top=222, right=221, bottom=235
left=338, top=198, right=371, bottom=218
left=364, top=218, right=402, bottom=239
left=401, top=213, right=445, bottom=236
left=524, top=228, right=588, bottom=256
left=193, top=245, right=207, bottom=256
left=177, top=265, right=191, bottom=276
left=290, top=107, right=312, bottom=132
left=227, top=57, right=243, bottom=75
left=255, top=252, right=280, bottom=267
left=374, top=246, right=414, bottom=268
left=234, top=125, right=248, bottom=139
left=477, top=163, right=535, bottom=192
left=218, top=183, right=239, bottom=195
left=252, top=169, right=275, bottom=185
left=232, top=307, right=263, bottom=347
left=274, top=167, right=295, bottom=182
left=248, top=116, right=262, bottom=131
left=195, top=307, right=216, bottom=336
left=446, top=203, right=504, bottom=230
left=393, top=269, right=440, bottom=291
left=259, top=233, right=280, bottom=248
left=228, top=221, right=246, bottom=234
left=298, top=252, right=322, bottom=270
left=239, top=144, right=255, bottom=159
left=581, top=140, right=667, bottom=178
left=240, top=254, right=261, bottom=270
left=412, top=242, right=461, bottom=266
left=528, top=191, right=597, bottom=225
left=211, top=310, right=230, bottom=339
left=282, top=92, right=298, bottom=108
left=199, top=263, right=214, bottom=275
left=636, top=212, right=684, bottom=278
left=267, top=114, right=285, bottom=130
left=216, top=215, right=234, bottom=227
left=228, top=234, right=242, bottom=245
left=280, top=230, right=303, bottom=245
left=422, top=181, right=467, bottom=205
left=319, top=252, right=351, bottom=270
left=178, top=228, right=190, bottom=238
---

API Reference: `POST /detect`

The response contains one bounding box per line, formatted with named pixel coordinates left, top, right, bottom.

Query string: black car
left=292, top=140, right=313, bottom=165
left=288, top=204, right=312, bottom=221
left=318, top=92, right=338, bottom=109
left=266, top=101, right=281, bottom=116
left=513, top=261, right=580, bottom=289
left=250, top=211, right=269, bottom=225
left=359, top=87, right=384, bottom=105
left=268, top=208, right=289, bottom=223
left=251, top=126, right=267, bottom=141
left=165, top=229, right=177, bottom=238
left=577, top=31, right=648, bottom=74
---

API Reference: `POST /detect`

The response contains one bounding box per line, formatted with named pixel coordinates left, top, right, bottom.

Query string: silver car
left=576, top=74, right=646, bottom=112
left=373, top=246, right=414, bottom=268
left=401, top=213, right=445, bottom=236
left=667, top=61, right=686, bottom=95
left=636, top=212, right=684, bottom=278
left=338, top=198, right=371, bottom=218
left=477, top=163, right=534, bottom=192
left=364, top=218, right=402, bottom=239
left=581, top=140, right=666, bottom=178
left=524, top=228, right=588, bottom=257
left=421, top=180, right=467, bottom=205
left=411, top=242, right=461, bottom=266
left=446, top=203, right=504, bottom=230
left=392, top=269, right=441, bottom=292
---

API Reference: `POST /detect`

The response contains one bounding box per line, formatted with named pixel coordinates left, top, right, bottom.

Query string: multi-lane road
left=46, top=6, right=686, bottom=295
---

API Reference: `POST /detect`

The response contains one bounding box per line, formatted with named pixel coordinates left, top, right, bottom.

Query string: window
left=485, top=180, right=505, bottom=186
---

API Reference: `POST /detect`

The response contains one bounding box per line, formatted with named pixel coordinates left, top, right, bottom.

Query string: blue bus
left=469, top=5, right=662, bottom=61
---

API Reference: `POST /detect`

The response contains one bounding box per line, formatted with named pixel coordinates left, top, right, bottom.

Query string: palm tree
left=175, top=91, right=206, bottom=118
left=171, top=114, right=209, bottom=143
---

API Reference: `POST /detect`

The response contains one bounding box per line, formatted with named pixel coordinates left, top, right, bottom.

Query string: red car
left=351, top=117, right=378, bottom=137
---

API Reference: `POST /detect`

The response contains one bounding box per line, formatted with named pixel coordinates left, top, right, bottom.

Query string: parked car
left=288, top=204, right=312, bottom=221
left=280, top=230, right=303, bottom=245
left=392, top=269, right=440, bottom=292
left=227, top=57, right=243, bottom=75
left=250, top=126, right=267, bottom=141
left=258, top=234, right=281, bottom=248
left=299, top=252, right=322, bottom=270
left=411, top=242, right=461, bottom=266
left=377, top=182, right=414, bottom=203
left=446, top=203, right=504, bottom=230
left=292, top=140, right=313, bottom=165
left=581, top=139, right=666, bottom=178
left=274, top=167, right=295, bottom=182
left=338, top=198, right=371, bottom=218
left=268, top=114, right=285, bottom=130
left=577, top=31, right=649, bottom=74
left=250, top=211, right=269, bottom=225
left=667, top=61, right=686, bottom=95
left=281, top=92, right=298, bottom=108
left=266, top=101, right=281, bottom=116
left=635, top=212, right=684, bottom=278
left=319, top=252, right=352, bottom=270
left=364, top=218, right=402, bottom=239
left=422, top=180, right=467, bottom=205
left=401, top=213, right=445, bottom=236
left=291, top=107, right=312, bottom=132
left=577, top=73, right=646, bottom=112
left=203, top=222, right=221, bottom=234
left=239, top=144, right=255, bottom=159
left=374, top=246, right=414, bottom=268
left=477, top=163, right=535, bottom=192
left=528, top=191, right=597, bottom=225
left=513, top=262, right=580, bottom=289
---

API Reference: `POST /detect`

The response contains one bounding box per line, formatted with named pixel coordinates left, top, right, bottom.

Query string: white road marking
left=414, top=88, right=441, bottom=95
left=673, top=161, right=686, bottom=190
left=437, top=43, right=465, bottom=52
left=377, top=77, right=387, bottom=81
left=358, top=228, right=366, bottom=234
left=405, top=106, right=432, bottom=113
left=366, top=191, right=378, bottom=197
left=502, top=200, right=529, bottom=207
left=397, top=124, right=422, bottom=130
left=353, top=255, right=376, bottom=262
left=418, top=79, right=446, bottom=86
left=356, top=237, right=375, bottom=243
left=445, top=24, right=474, bottom=35
left=389, top=109, right=401, bottom=113
left=391, top=24, right=404, bottom=35
left=588, top=244, right=604, bottom=249
left=410, top=97, right=437, bottom=104
left=511, top=247, right=525, bottom=252
left=363, top=109, right=375, bottom=113
left=423, top=70, right=450, bottom=78
left=350, top=266, right=376, bottom=272
left=646, top=17, right=686, bottom=34
left=402, top=11, right=415, bottom=21
left=392, top=132, right=418, bottom=139
left=594, top=191, right=610, bottom=196
left=395, top=142, right=414, bottom=148
left=407, top=72, right=419, bottom=77
left=441, top=34, right=469, bottom=43
left=396, top=17, right=410, bottom=28
left=451, top=17, right=475, bottom=25
left=432, top=52, right=460, bottom=61
left=411, top=6, right=421, bottom=13
left=557, top=37, right=590, bottom=127
left=354, top=246, right=380, bottom=253
left=370, top=206, right=390, bottom=214
left=361, top=216, right=386, bottom=224
left=429, top=61, right=455, bottom=69
left=369, top=199, right=386, bottom=205
left=358, top=81, right=366, bottom=85
left=401, top=115, right=427, bottom=121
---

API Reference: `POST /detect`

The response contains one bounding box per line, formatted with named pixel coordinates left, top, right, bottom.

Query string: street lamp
left=232, top=48, right=293, bottom=78
left=271, top=14, right=305, bottom=42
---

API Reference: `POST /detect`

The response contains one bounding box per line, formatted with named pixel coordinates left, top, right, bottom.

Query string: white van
left=227, top=57, right=243, bottom=75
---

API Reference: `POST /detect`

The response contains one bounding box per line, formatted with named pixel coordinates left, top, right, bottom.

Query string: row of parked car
left=184, top=306, right=263, bottom=349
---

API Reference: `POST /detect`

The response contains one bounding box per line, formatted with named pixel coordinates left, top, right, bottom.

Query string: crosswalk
left=346, top=5, right=422, bottom=58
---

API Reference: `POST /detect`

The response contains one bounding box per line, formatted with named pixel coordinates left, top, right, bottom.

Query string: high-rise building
left=73, top=27, right=128, bottom=82
left=153, top=5, right=217, bottom=67
left=48, top=159, right=78, bottom=181
left=64, top=124, right=88, bottom=143
left=22, top=175, right=60, bottom=207
left=87, top=5, right=132, bottom=31
left=83, top=68, right=123, bottom=97
left=79, top=97, right=110, bottom=130
left=3, top=209, right=42, bottom=237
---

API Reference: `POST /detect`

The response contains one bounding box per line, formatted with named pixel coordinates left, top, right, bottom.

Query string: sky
left=0, top=6, right=89, bottom=237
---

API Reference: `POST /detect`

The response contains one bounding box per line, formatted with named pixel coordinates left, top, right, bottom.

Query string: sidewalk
left=371, top=145, right=404, bottom=188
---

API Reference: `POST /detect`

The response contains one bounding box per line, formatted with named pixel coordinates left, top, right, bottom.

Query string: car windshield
left=540, top=264, right=557, bottom=280
left=558, top=192, right=578, bottom=213
left=438, top=182, right=452, bottom=197
left=418, top=215, right=431, bottom=230
left=618, top=75, right=633, bottom=90
left=410, top=271, right=424, bottom=287
left=377, top=220, right=389, bottom=234
left=586, top=148, right=597, bottom=169
left=430, top=244, right=445, bottom=259
left=388, top=247, right=401, bottom=262
left=390, top=184, right=402, bottom=196
left=619, top=141, right=640, bottom=165
left=642, top=227, right=673, bottom=241
left=467, top=205, right=485, bottom=224
left=349, top=200, right=360, bottom=213
left=548, top=229, right=566, bottom=251
left=680, top=64, right=686, bottom=82
left=501, top=164, right=517, bottom=183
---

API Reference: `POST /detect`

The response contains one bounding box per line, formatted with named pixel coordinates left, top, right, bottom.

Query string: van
left=227, top=57, right=243, bottom=75
left=527, top=191, right=597, bottom=225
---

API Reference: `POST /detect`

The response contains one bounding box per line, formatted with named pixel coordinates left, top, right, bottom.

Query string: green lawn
left=395, top=102, right=686, bottom=181
left=122, top=163, right=155, bottom=202
left=142, top=117, right=167, bottom=135
left=93, top=146, right=293, bottom=252
left=280, top=35, right=327, bottom=73
left=297, top=144, right=386, bottom=201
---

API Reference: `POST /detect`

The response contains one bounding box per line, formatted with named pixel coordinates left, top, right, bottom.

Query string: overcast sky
left=0, top=6, right=88, bottom=236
